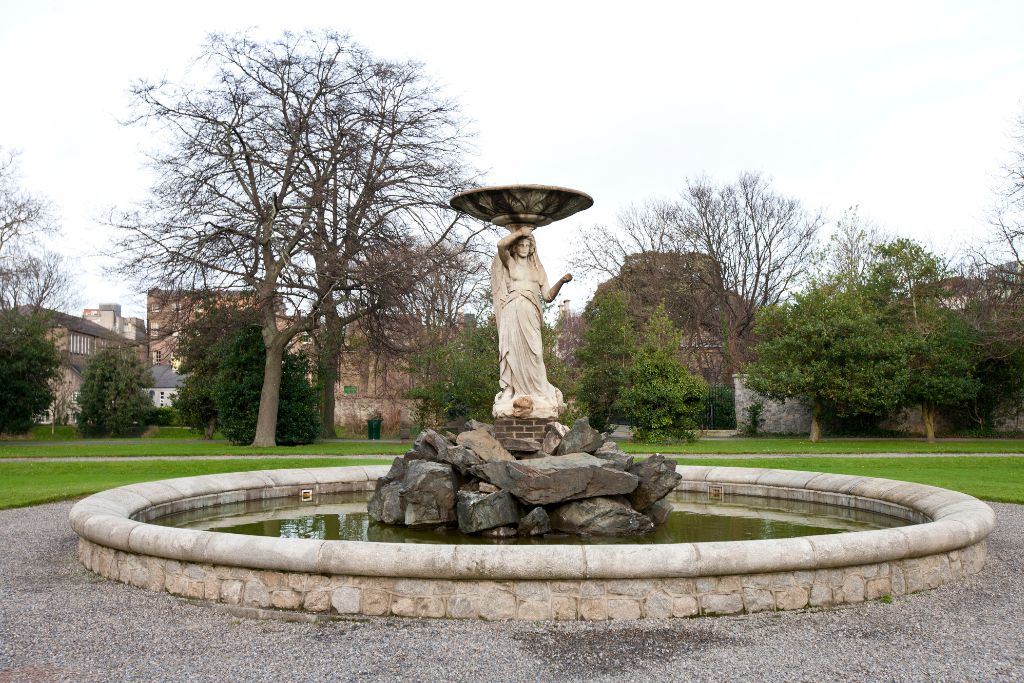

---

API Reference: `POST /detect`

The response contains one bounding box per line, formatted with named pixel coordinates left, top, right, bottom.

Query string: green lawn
left=0, top=457, right=391, bottom=510
left=0, top=440, right=411, bottom=459
left=624, top=437, right=1024, bottom=455
left=674, top=456, right=1024, bottom=504
left=5, top=436, right=1024, bottom=459
left=2, top=454, right=1021, bottom=511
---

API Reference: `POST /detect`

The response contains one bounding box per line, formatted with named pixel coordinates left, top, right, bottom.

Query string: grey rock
left=647, top=497, right=674, bottom=525
left=501, top=437, right=541, bottom=453
left=628, top=454, right=683, bottom=511
left=414, top=429, right=451, bottom=458
left=412, top=430, right=484, bottom=475
left=399, top=460, right=457, bottom=528
left=518, top=507, right=551, bottom=536
left=541, top=422, right=570, bottom=455
left=440, top=445, right=486, bottom=475
left=471, top=453, right=639, bottom=506
left=456, top=490, right=521, bottom=534
left=464, top=419, right=494, bottom=436
left=381, top=453, right=412, bottom=483
left=592, top=440, right=634, bottom=470
left=478, top=482, right=499, bottom=493
left=548, top=496, right=655, bottom=536
left=556, top=417, right=604, bottom=455
left=480, top=525, right=518, bottom=538
left=442, top=431, right=460, bottom=444
left=456, top=428, right=513, bottom=463
left=367, top=480, right=404, bottom=525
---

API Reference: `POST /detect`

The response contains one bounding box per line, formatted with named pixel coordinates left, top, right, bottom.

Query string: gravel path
left=1, top=501, right=1022, bottom=682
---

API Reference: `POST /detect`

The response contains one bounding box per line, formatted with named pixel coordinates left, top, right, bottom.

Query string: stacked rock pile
left=367, top=418, right=682, bottom=537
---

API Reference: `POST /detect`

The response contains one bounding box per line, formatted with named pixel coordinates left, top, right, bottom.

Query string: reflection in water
left=154, top=491, right=911, bottom=546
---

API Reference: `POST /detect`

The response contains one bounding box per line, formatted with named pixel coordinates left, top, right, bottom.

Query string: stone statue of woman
left=491, top=225, right=572, bottom=419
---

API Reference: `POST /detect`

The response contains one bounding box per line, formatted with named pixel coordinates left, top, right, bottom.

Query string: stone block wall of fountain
left=367, top=417, right=682, bottom=538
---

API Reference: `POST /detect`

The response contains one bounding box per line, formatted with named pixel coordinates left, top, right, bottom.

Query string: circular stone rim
left=69, top=465, right=995, bottom=581
left=449, top=184, right=594, bottom=227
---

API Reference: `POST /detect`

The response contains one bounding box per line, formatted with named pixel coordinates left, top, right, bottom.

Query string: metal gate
left=702, top=384, right=736, bottom=430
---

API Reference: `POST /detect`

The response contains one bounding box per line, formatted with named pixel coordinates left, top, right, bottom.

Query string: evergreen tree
left=745, top=283, right=910, bottom=441
left=173, top=304, right=260, bottom=438
left=0, top=309, right=61, bottom=434
left=619, top=305, right=707, bottom=442
left=212, top=327, right=320, bottom=445
left=866, top=240, right=981, bottom=441
left=77, top=347, right=152, bottom=437
left=576, top=289, right=635, bottom=431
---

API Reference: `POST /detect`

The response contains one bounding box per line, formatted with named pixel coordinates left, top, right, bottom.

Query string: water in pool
left=152, top=491, right=910, bottom=545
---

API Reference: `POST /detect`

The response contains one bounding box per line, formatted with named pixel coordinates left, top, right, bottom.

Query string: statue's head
left=514, top=235, right=536, bottom=258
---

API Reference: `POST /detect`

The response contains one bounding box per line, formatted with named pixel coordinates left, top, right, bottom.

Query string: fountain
left=68, top=184, right=995, bottom=619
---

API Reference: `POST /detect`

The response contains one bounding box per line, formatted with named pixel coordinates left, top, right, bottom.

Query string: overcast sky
left=2, top=0, right=1022, bottom=318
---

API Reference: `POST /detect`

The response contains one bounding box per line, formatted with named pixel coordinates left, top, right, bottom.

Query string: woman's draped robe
left=491, top=250, right=565, bottom=419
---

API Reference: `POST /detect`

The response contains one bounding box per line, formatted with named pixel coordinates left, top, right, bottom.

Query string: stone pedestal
left=494, top=417, right=550, bottom=444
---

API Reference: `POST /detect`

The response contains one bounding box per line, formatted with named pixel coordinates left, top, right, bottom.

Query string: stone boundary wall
left=734, top=374, right=1024, bottom=436
left=733, top=375, right=812, bottom=435
left=70, top=465, right=995, bottom=620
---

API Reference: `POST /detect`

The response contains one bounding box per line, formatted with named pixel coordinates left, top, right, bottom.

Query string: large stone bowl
left=450, top=184, right=594, bottom=228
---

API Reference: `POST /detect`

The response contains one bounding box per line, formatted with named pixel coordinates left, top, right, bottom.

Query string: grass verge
left=2, top=455, right=1020, bottom=511
left=625, top=437, right=1024, bottom=455
left=674, top=456, right=1024, bottom=504
left=0, top=440, right=410, bottom=459
left=0, top=458, right=391, bottom=510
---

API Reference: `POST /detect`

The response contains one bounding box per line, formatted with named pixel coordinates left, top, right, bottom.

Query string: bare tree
left=968, top=110, right=1024, bottom=353
left=568, top=199, right=678, bottom=281
left=0, top=247, right=79, bottom=311
left=115, top=31, right=477, bottom=446
left=0, top=148, right=54, bottom=255
left=675, top=172, right=825, bottom=378
left=0, top=148, right=78, bottom=312
left=820, top=205, right=889, bottom=286
left=571, top=174, right=823, bottom=381
left=315, top=239, right=487, bottom=437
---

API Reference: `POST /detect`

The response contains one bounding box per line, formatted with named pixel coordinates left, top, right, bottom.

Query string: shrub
left=147, top=406, right=179, bottom=426
left=619, top=305, right=706, bottom=442
left=743, top=402, right=764, bottom=436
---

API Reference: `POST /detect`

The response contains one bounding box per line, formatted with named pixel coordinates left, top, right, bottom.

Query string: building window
left=154, top=350, right=162, bottom=364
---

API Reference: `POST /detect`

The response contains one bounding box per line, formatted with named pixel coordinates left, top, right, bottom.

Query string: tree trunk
left=317, top=308, right=344, bottom=439
left=809, top=400, right=823, bottom=443
left=718, top=308, right=734, bottom=384
left=252, top=338, right=286, bottom=447
left=320, top=372, right=337, bottom=439
left=204, top=416, right=216, bottom=440
left=922, top=402, right=936, bottom=443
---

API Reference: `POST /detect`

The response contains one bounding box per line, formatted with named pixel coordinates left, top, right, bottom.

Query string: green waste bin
left=367, top=418, right=383, bottom=440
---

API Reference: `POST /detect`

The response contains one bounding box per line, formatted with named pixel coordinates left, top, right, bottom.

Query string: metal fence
left=701, top=384, right=736, bottom=430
